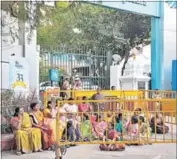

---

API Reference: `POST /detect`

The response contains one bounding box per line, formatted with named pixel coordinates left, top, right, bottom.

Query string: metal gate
left=39, top=46, right=112, bottom=90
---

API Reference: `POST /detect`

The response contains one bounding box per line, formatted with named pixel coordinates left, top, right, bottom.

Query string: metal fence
left=40, top=90, right=177, bottom=158
left=40, top=46, right=112, bottom=90
left=54, top=97, right=176, bottom=159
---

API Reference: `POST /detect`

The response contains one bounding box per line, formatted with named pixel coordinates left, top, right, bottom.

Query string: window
left=138, top=81, right=145, bottom=90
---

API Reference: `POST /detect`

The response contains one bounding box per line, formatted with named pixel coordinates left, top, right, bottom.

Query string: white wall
left=0, top=10, right=39, bottom=95
left=163, top=3, right=176, bottom=90
left=0, top=10, right=23, bottom=90
left=0, top=45, right=23, bottom=90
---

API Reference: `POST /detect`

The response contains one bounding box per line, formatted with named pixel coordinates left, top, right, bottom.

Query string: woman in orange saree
left=43, top=101, right=57, bottom=141
left=10, top=107, right=42, bottom=155
left=29, top=102, right=55, bottom=150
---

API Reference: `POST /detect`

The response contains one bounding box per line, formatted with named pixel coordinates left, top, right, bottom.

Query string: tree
left=1, top=1, right=64, bottom=44
left=37, top=2, right=150, bottom=75
left=1, top=1, right=151, bottom=77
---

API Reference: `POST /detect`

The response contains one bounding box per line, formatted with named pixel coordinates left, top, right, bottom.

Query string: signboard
left=138, top=81, right=146, bottom=90
left=49, top=69, right=59, bottom=81
left=9, top=56, right=29, bottom=93
left=84, top=0, right=160, bottom=17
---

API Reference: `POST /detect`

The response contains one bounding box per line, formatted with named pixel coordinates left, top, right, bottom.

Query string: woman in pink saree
left=92, top=114, right=107, bottom=139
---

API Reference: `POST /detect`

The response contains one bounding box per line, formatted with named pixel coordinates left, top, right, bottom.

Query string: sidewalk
left=2, top=143, right=176, bottom=159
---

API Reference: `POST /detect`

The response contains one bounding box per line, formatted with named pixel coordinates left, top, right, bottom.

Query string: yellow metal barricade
left=53, top=95, right=176, bottom=159
left=72, top=90, right=142, bottom=99
left=42, top=90, right=176, bottom=158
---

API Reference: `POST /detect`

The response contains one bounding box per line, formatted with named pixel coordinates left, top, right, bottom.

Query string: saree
left=104, top=113, right=113, bottom=123
left=93, top=121, right=107, bottom=138
left=139, top=123, right=151, bottom=138
left=43, top=108, right=57, bottom=141
left=30, top=111, right=55, bottom=150
left=10, top=113, right=42, bottom=153
left=80, top=120, right=92, bottom=139
left=115, top=121, right=122, bottom=133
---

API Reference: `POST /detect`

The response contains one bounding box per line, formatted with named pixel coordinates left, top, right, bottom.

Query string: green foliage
left=37, top=2, right=150, bottom=75
left=2, top=1, right=150, bottom=77
left=37, top=2, right=150, bottom=54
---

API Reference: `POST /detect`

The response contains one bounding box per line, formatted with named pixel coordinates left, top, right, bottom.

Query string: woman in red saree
left=29, top=102, right=55, bottom=150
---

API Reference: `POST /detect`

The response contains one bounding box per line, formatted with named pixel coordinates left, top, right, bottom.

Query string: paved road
left=2, top=143, right=176, bottom=159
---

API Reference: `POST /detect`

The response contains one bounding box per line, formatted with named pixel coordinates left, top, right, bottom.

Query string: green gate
left=39, top=46, right=112, bottom=90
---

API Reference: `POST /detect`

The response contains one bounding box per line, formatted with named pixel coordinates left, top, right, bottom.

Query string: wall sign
left=9, top=56, right=29, bottom=93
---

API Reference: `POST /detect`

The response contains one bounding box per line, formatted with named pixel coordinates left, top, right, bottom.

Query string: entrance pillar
left=151, top=2, right=164, bottom=90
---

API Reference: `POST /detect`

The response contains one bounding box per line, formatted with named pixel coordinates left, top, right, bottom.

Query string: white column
left=24, top=27, right=39, bottom=97
left=110, top=65, right=122, bottom=89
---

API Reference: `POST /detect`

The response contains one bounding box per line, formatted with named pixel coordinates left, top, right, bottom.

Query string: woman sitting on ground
left=29, top=102, right=55, bottom=150
left=104, top=111, right=114, bottom=123
left=99, top=123, right=125, bottom=151
left=139, top=116, right=152, bottom=144
left=123, top=115, right=140, bottom=144
left=80, top=113, right=93, bottom=141
left=115, top=113, right=123, bottom=139
left=10, top=107, right=42, bottom=155
left=150, top=113, right=169, bottom=134
left=78, top=96, right=92, bottom=114
left=92, top=114, right=107, bottom=139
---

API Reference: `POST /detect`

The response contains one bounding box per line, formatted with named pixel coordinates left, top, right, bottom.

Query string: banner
left=9, top=56, right=29, bottom=93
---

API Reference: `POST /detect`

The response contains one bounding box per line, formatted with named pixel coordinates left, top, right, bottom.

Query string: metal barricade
left=53, top=96, right=176, bottom=159
left=42, top=90, right=143, bottom=108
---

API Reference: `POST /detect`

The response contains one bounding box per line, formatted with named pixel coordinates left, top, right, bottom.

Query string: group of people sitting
left=10, top=94, right=169, bottom=155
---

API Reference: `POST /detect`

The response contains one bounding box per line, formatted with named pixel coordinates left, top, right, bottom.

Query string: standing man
left=73, top=77, right=82, bottom=90
left=91, top=88, right=105, bottom=113
left=62, top=77, right=70, bottom=99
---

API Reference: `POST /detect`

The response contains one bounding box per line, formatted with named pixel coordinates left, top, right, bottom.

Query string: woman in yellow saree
left=43, top=101, right=57, bottom=141
left=29, top=102, right=55, bottom=150
left=10, top=107, right=42, bottom=155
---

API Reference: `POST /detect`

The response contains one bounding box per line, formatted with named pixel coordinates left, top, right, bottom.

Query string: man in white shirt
left=62, top=98, right=81, bottom=142
left=62, top=98, right=78, bottom=114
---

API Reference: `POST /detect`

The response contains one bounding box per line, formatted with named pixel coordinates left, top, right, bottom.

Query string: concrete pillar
left=23, top=25, right=39, bottom=97
left=151, top=2, right=164, bottom=90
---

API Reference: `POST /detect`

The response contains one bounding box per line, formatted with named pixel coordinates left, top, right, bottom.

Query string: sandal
left=38, top=149, right=43, bottom=152
left=16, top=151, right=22, bottom=156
